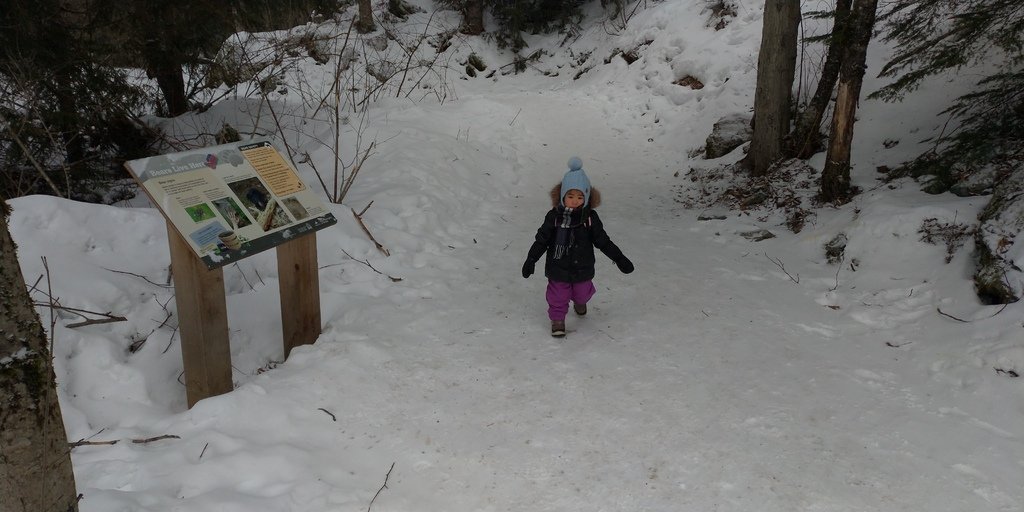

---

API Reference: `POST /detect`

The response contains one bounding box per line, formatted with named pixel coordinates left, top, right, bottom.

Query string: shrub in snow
left=919, top=218, right=976, bottom=264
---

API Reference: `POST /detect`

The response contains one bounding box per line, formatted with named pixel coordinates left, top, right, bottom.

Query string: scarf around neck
left=552, top=205, right=587, bottom=259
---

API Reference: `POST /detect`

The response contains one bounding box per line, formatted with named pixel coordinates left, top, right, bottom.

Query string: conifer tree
left=0, top=0, right=148, bottom=200
left=874, top=0, right=1024, bottom=168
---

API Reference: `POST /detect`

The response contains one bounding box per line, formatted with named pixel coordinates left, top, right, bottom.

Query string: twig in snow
left=68, top=428, right=116, bottom=448
left=988, top=303, right=1009, bottom=318
left=829, top=256, right=843, bottom=292
left=318, top=408, right=337, bottom=421
left=128, top=330, right=153, bottom=354
left=102, top=267, right=173, bottom=288
left=68, top=439, right=119, bottom=448
left=70, top=433, right=180, bottom=448
left=357, top=200, right=375, bottom=217
left=509, top=108, right=522, bottom=126
left=131, top=434, right=180, bottom=444
left=936, top=303, right=1009, bottom=323
left=765, top=253, right=799, bottom=284
left=368, top=462, right=396, bottom=512
left=340, top=249, right=403, bottom=282
left=155, top=302, right=174, bottom=330
left=233, top=263, right=255, bottom=291
left=32, top=301, right=127, bottom=327
left=351, top=206, right=390, bottom=256
left=936, top=307, right=969, bottom=323
left=995, top=367, right=1020, bottom=378
left=199, top=443, right=209, bottom=459
left=66, top=316, right=128, bottom=329
left=27, top=274, right=44, bottom=295
left=162, top=326, right=179, bottom=354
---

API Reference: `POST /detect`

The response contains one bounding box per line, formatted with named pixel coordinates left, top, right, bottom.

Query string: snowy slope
left=7, top=1, right=1023, bottom=511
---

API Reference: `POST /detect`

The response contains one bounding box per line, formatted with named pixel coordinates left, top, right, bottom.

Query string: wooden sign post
left=126, top=139, right=337, bottom=408
left=276, top=234, right=321, bottom=357
left=167, top=225, right=233, bottom=407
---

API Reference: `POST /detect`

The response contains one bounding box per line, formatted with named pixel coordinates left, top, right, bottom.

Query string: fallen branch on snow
left=367, top=462, right=396, bottom=512
left=352, top=202, right=390, bottom=256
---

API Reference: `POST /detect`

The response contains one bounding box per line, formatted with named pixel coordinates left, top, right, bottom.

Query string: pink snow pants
left=546, top=280, right=596, bottom=321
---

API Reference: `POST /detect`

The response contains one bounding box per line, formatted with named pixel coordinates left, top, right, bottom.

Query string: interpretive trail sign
left=125, top=139, right=334, bottom=407
left=126, top=139, right=336, bottom=269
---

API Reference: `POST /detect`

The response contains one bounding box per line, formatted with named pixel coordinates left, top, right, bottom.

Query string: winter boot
left=573, top=303, right=587, bottom=316
left=551, top=320, right=566, bottom=337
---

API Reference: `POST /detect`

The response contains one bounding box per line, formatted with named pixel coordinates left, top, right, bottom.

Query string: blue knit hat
left=560, top=156, right=591, bottom=207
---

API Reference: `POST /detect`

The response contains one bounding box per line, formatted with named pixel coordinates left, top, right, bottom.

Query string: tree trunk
left=463, top=0, right=485, bottom=35
left=746, top=0, right=801, bottom=176
left=0, top=200, right=79, bottom=512
left=819, top=0, right=878, bottom=203
left=356, top=0, right=376, bottom=33
left=149, top=61, right=188, bottom=117
left=788, top=0, right=852, bottom=159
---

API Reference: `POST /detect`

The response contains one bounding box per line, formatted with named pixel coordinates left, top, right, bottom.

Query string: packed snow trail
left=15, top=92, right=1020, bottom=511
left=136, top=91, right=1015, bottom=511
left=6, top=0, right=1021, bottom=506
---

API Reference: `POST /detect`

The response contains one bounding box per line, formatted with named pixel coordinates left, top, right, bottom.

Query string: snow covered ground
left=7, top=1, right=1023, bottom=511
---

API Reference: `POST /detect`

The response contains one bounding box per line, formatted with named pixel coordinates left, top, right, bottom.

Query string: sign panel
left=126, top=139, right=337, bottom=269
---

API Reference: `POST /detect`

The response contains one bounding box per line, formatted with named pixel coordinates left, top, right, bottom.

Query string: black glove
left=616, top=257, right=634, bottom=274
left=522, top=260, right=535, bottom=278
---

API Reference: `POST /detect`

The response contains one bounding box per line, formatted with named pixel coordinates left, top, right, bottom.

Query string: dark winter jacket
left=525, top=185, right=630, bottom=283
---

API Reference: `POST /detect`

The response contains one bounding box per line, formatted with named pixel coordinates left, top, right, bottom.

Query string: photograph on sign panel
left=282, top=197, right=310, bottom=221
left=227, top=177, right=274, bottom=217
left=185, top=203, right=216, bottom=223
left=212, top=196, right=253, bottom=230
left=259, top=200, right=293, bottom=231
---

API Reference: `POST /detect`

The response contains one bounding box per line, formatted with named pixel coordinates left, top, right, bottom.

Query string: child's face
left=563, top=189, right=585, bottom=208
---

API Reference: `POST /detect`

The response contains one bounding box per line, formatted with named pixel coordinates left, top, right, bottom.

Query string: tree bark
left=0, top=200, right=79, bottom=512
left=356, top=0, right=376, bottom=33
left=153, top=63, right=188, bottom=117
left=142, top=32, right=189, bottom=119
left=463, top=0, right=485, bottom=35
left=141, top=30, right=188, bottom=118
left=788, top=0, right=852, bottom=159
left=819, top=0, right=878, bottom=203
left=746, top=0, right=801, bottom=176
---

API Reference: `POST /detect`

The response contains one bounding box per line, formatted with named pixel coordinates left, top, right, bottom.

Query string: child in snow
left=522, top=156, right=634, bottom=337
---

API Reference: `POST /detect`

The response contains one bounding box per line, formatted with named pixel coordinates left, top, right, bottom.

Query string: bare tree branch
left=765, top=253, right=800, bottom=284
left=367, top=462, right=396, bottom=512
left=103, top=267, right=173, bottom=288
left=131, top=435, right=180, bottom=444
left=351, top=207, right=390, bottom=256
left=340, top=248, right=402, bottom=282
left=66, top=316, right=128, bottom=329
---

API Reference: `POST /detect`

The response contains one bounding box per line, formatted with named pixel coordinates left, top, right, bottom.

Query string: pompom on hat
left=560, top=156, right=591, bottom=207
